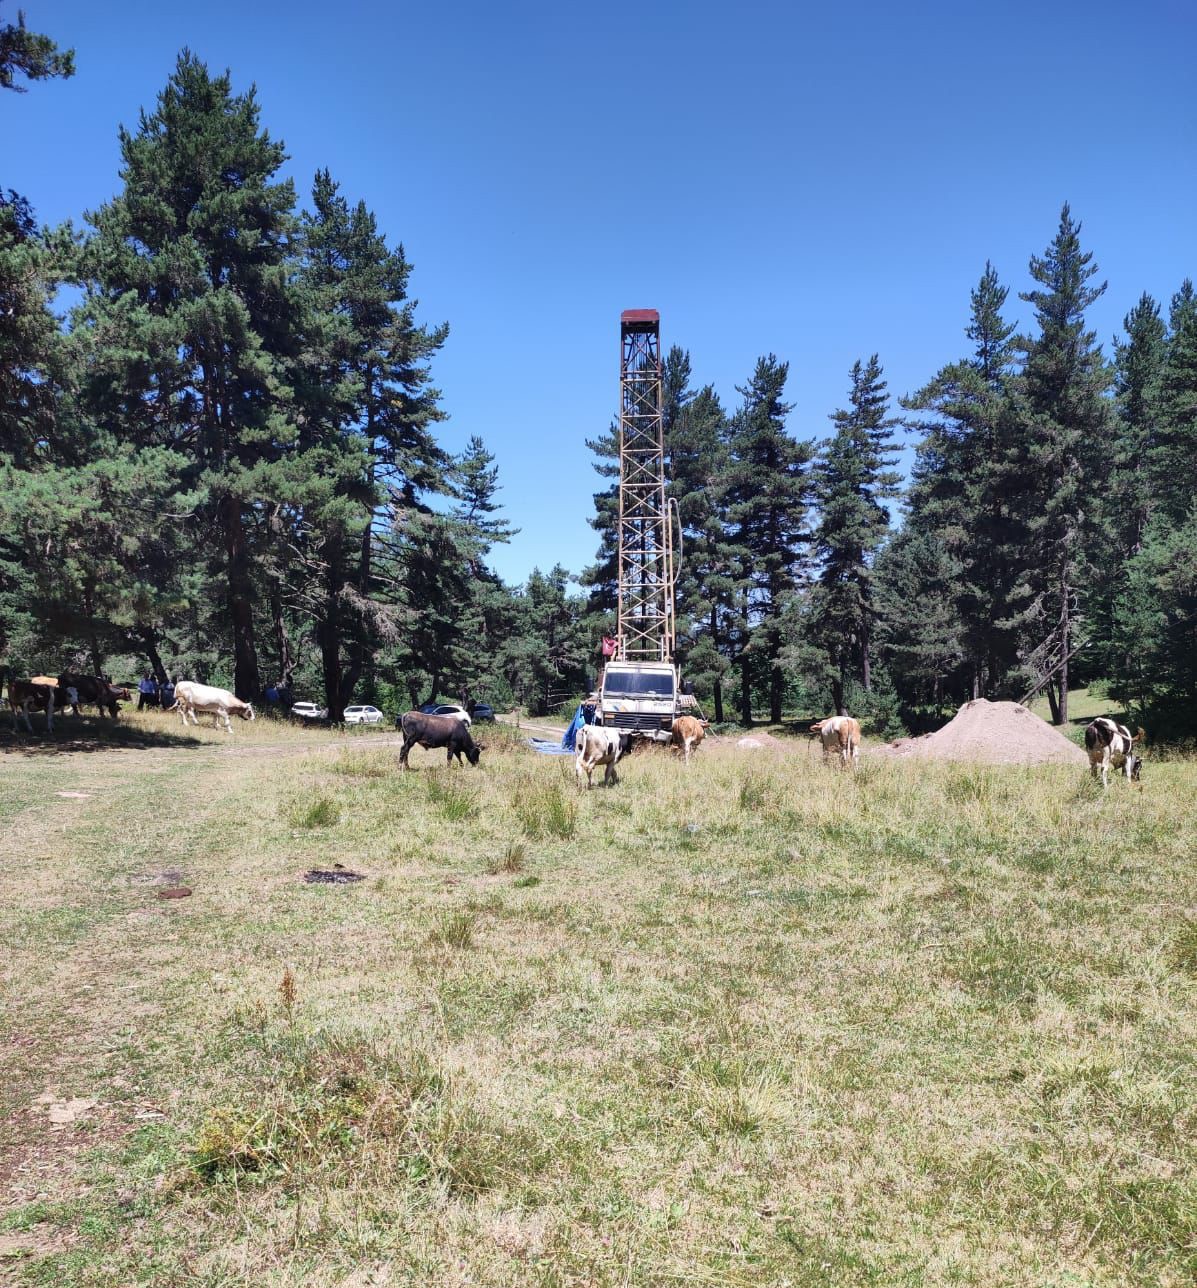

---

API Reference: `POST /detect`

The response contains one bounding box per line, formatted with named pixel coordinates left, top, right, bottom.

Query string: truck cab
left=597, top=661, right=678, bottom=742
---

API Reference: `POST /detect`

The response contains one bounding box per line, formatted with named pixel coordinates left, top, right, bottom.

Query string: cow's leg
left=399, top=736, right=416, bottom=769
left=20, top=701, right=34, bottom=734
left=45, top=694, right=54, bottom=733
left=605, top=761, right=618, bottom=786
left=575, top=754, right=586, bottom=787
left=1101, top=752, right=1111, bottom=790
left=447, top=746, right=457, bottom=765
left=220, top=709, right=233, bottom=733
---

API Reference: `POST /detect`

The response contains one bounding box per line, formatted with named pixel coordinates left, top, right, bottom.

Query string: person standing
left=159, top=676, right=175, bottom=711
left=137, top=673, right=157, bottom=711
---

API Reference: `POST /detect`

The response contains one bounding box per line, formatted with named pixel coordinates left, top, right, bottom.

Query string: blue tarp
left=529, top=704, right=586, bottom=755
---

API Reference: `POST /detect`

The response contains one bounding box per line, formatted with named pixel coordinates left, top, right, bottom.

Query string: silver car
left=344, top=704, right=385, bottom=726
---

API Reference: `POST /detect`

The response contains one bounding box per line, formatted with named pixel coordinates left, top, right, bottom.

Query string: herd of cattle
left=1, top=669, right=1146, bottom=789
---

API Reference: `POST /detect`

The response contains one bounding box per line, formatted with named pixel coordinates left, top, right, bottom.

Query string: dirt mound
left=881, top=699, right=1087, bottom=766
left=735, top=731, right=785, bottom=750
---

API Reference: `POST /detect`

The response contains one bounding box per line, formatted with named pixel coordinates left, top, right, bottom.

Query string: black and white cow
left=1084, top=718, right=1144, bottom=789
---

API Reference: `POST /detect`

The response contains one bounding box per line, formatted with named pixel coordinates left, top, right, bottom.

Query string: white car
left=344, top=704, right=385, bottom=726
left=291, top=701, right=327, bottom=721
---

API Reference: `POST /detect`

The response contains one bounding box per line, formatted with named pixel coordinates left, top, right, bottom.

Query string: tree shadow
left=0, top=717, right=207, bottom=757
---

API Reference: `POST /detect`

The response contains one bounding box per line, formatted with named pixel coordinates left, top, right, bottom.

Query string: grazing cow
left=1085, top=718, right=1144, bottom=789
left=172, top=680, right=255, bottom=733
left=3, top=671, right=56, bottom=733
left=671, top=715, right=708, bottom=764
left=398, top=710, right=485, bottom=768
left=57, top=673, right=124, bottom=720
left=575, top=724, right=634, bottom=788
left=810, top=715, right=861, bottom=769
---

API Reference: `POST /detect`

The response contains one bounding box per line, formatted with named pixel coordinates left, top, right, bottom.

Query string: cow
left=575, top=724, right=634, bottom=788
left=398, top=710, right=485, bottom=768
left=3, top=670, right=56, bottom=734
left=172, top=680, right=255, bottom=733
left=810, top=715, right=861, bottom=769
left=671, top=715, right=708, bottom=764
left=1085, top=718, right=1144, bottom=789
left=57, top=673, right=125, bottom=720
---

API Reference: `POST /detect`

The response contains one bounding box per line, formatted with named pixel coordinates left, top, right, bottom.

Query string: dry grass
left=1, top=724, right=1195, bottom=1286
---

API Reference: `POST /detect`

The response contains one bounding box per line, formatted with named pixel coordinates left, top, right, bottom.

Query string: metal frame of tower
left=616, top=309, right=675, bottom=663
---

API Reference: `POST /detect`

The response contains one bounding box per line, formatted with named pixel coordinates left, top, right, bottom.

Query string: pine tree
left=723, top=355, right=813, bottom=723
left=668, top=384, right=734, bottom=720
left=293, top=169, right=449, bottom=719
left=810, top=355, right=901, bottom=714
left=1011, top=204, right=1114, bottom=724
left=73, top=52, right=301, bottom=698
left=1154, top=280, right=1197, bottom=525
left=904, top=263, right=1023, bottom=697
left=0, top=3, right=73, bottom=92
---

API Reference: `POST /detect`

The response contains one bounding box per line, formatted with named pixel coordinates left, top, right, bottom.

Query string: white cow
left=810, top=715, right=861, bottom=768
left=575, top=725, right=633, bottom=788
left=172, top=681, right=255, bottom=733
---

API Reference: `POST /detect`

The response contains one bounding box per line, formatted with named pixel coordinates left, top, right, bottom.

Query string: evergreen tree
left=0, top=3, right=73, bottom=91
left=723, top=355, right=813, bottom=723
left=73, top=52, right=301, bottom=698
left=669, top=384, right=734, bottom=720
left=904, top=262, right=1023, bottom=697
left=293, top=169, right=449, bottom=719
left=809, top=355, right=901, bottom=714
left=1154, top=280, right=1197, bottom=525
left=1011, top=204, right=1114, bottom=724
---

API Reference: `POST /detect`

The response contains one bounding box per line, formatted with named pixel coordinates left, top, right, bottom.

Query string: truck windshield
left=603, top=672, right=675, bottom=698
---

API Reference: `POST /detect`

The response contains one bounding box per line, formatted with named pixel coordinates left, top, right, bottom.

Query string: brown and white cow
left=671, top=715, right=708, bottom=764
left=1084, top=718, right=1144, bottom=789
left=4, top=672, right=56, bottom=733
left=575, top=724, right=634, bottom=788
left=810, top=715, right=861, bottom=769
left=172, top=681, right=255, bottom=733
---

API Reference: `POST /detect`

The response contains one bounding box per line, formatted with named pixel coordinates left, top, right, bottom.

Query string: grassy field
left=1, top=712, right=1195, bottom=1286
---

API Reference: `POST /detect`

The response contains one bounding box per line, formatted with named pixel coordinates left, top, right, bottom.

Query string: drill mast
left=616, top=309, right=675, bottom=664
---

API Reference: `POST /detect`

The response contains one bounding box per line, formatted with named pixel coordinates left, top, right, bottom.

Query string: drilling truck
left=594, top=310, right=690, bottom=742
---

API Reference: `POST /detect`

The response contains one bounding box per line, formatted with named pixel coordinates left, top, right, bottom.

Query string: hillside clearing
left=1, top=718, right=1194, bottom=1286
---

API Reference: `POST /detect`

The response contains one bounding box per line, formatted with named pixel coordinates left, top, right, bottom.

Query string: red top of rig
left=620, top=309, right=659, bottom=327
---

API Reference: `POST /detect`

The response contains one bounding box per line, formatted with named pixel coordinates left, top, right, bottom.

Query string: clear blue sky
left=8, top=1, right=1195, bottom=585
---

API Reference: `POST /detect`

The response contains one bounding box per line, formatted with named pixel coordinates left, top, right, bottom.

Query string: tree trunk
left=268, top=582, right=294, bottom=687
left=740, top=653, right=752, bottom=727
left=1058, top=580, right=1070, bottom=726
left=140, top=627, right=168, bottom=685
left=1046, top=679, right=1061, bottom=726
left=861, top=617, right=872, bottom=693
left=221, top=497, right=259, bottom=701
left=713, top=677, right=724, bottom=724
left=83, top=584, right=103, bottom=680
left=831, top=673, right=845, bottom=718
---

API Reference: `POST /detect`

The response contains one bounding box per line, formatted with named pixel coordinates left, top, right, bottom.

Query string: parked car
left=291, top=700, right=328, bottom=722
left=408, top=702, right=472, bottom=727
left=470, top=702, right=496, bottom=722
left=344, top=704, right=385, bottom=726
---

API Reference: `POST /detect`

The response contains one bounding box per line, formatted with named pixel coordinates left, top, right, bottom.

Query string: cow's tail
left=1084, top=724, right=1099, bottom=752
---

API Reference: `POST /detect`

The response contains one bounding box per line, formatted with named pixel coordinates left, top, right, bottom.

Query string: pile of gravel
left=881, top=699, right=1087, bottom=766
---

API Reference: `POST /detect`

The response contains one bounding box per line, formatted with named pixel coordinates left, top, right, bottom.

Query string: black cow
left=58, top=673, right=125, bottom=720
left=398, top=711, right=485, bottom=768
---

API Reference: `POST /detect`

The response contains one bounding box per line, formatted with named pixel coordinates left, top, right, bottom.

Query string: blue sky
left=7, top=1, right=1195, bottom=585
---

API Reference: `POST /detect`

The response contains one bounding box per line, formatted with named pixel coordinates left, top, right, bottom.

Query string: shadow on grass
left=0, top=715, right=206, bottom=757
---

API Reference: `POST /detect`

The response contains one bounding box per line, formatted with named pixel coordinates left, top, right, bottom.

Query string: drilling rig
left=595, top=310, right=684, bottom=741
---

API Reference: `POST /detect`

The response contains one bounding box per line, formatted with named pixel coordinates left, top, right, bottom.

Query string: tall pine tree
left=1010, top=204, right=1113, bottom=724
left=810, top=355, right=901, bottom=714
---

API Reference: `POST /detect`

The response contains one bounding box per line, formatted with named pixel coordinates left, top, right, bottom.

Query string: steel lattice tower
left=616, top=309, right=675, bottom=663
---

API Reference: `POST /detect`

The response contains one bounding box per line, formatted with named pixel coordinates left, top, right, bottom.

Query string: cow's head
left=1129, top=753, right=1143, bottom=781
left=617, top=732, right=634, bottom=758
left=466, top=742, right=485, bottom=766
left=240, top=704, right=256, bottom=722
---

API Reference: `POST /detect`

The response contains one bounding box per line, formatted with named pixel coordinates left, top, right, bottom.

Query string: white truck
left=597, top=660, right=682, bottom=743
